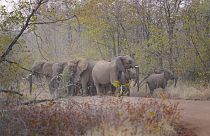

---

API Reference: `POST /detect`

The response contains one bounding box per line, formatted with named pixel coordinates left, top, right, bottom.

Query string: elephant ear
left=115, top=56, right=126, bottom=72
left=77, top=60, right=89, bottom=75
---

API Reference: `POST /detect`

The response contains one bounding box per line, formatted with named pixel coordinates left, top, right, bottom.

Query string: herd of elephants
left=30, top=55, right=178, bottom=98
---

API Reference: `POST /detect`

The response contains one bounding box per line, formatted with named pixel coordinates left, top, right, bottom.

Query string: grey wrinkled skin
left=39, top=62, right=67, bottom=98
left=62, top=60, right=80, bottom=96
left=92, top=55, right=136, bottom=96
left=31, top=61, right=46, bottom=80
left=146, top=69, right=176, bottom=95
left=74, top=59, right=96, bottom=96
left=154, top=68, right=178, bottom=88
left=49, top=62, right=68, bottom=98
left=117, top=69, right=138, bottom=96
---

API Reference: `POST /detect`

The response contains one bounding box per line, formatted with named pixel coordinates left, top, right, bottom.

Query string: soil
left=175, top=100, right=210, bottom=136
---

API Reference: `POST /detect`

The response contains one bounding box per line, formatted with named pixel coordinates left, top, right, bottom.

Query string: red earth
left=175, top=99, right=210, bottom=136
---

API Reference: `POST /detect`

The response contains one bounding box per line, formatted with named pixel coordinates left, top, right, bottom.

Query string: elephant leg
left=147, top=82, right=155, bottom=96
left=47, top=77, right=55, bottom=99
left=95, top=83, right=102, bottom=96
left=148, top=86, right=154, bottom=96
left=82, top=83, right=88, bottom=96
left=48, top=83, right=56, bottom=99
left=149, top=89, right=154, bottom=97
left=106, top=84, right=112, bottom=95
left=89, top=82, right=96, bottom=96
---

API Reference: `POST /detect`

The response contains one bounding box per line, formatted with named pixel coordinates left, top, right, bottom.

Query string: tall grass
left=130, top=80, right=210, bottom=100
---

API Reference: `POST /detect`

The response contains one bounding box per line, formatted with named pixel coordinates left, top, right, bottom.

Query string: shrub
left=0, top=97, right=180, bottom=136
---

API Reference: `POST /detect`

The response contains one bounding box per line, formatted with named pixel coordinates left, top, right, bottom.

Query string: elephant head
left=31, top=61, right=45, bottom=78
left=52, top=62, right=68, bottom=77
left=118, top=55, right=136, bottom=70
left=154, top=68, right=178, bottom=87
left=113, top=55, right=136, bottom=81
left=74, top=59, right=88, bottom=82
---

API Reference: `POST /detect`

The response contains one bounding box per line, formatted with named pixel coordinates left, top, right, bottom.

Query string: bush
left=0, top=97, right=180, bottom=136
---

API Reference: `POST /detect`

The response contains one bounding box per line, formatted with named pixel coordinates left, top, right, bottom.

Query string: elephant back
left=31, top=61, right=45, bottom=75
left=43, top=62, right=54, bottom=78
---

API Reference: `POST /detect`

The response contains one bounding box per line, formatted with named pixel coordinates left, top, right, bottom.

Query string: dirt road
left=175, top=100, right=210, bottom=136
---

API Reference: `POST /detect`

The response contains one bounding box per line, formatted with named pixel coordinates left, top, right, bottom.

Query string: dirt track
left=175, top=99, right=210, bottom=136
left=69, top=96, right=210, bottom=136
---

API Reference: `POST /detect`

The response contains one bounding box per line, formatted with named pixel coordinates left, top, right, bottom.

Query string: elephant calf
left=145, top=69, right=176, bottom=95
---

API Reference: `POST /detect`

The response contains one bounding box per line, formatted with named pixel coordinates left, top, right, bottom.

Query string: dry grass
left=130, top=81, right=210, bottom=100
left=168, top=82, right=210, bottom=100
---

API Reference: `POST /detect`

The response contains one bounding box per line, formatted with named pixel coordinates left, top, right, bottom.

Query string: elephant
left=42, top=62, right=54, bottom=81
left=62, top=60, right=81, bottom=96
left=117, top=68, right=138, bottom=96
left=31, top=61, right=46, bottom=80
left=40, top=62, right=68, bottom=98
left=154, top=68, right=178, bottom=87
left=145, top=69, right=176, bottom=95
left=92, top=55, right=136, bottom=96
left=73, top=59, right=96, bottom=96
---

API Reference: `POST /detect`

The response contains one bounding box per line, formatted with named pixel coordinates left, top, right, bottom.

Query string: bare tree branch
left=29, top=15, right=77, bottom=25
left=0, top=89, right=23, bottom=96
left=4, top=59, right=47, bottom=76
left=4, top=59, right=32, bottom=73
left=0, top=0, right=48, bottom=63
left=33, top=30, right=49, bottom=61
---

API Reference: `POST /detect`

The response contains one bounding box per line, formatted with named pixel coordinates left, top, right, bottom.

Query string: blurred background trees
left=0, top=0, right=210, bottom=89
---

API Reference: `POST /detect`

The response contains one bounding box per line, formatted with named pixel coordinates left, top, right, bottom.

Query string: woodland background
left=0, top=0, right=210, bottom=89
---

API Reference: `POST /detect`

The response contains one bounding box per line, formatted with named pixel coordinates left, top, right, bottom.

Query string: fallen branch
left=22, top=99, right=54, bottom=105
left=0, top=89, right=23, bottom=96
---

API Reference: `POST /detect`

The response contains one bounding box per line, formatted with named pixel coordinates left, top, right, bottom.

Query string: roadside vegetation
left=0, top=96, right=180, bottom=136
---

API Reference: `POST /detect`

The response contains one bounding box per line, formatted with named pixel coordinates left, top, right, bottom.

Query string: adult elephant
left=73, top=59, right=96, bottom=96
left=92, top=55, right=136, bottom=96
left=62, top=60, right=81, bottom=96
left=42, top=62, right=68, bottom=98
left=31, top=61, right=46, bottom=80
left=145, top=69, right=176, bottom=95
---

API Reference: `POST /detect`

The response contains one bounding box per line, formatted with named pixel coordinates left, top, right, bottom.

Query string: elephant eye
left=128, top=60, right=132, bottom=64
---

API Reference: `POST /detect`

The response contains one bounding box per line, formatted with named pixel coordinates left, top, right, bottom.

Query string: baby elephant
left=146, top=69, right=176, bottom=95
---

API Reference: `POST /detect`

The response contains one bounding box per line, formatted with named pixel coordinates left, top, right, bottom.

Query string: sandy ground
left=175, top=99, right=210, bottom=136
